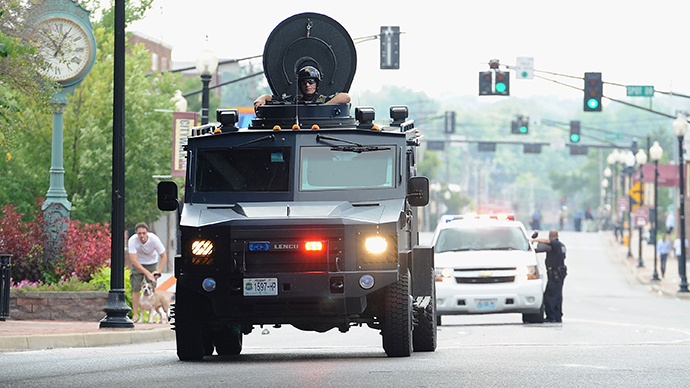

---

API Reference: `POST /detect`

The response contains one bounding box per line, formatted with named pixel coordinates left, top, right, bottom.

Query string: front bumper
left=435, top=279, right=544, bottom=315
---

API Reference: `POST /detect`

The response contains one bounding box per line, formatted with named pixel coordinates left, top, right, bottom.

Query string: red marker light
left=305, top=241, right=323, bottom=251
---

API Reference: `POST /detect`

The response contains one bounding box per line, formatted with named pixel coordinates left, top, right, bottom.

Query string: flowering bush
left=11, top=272, right=106, bottom=291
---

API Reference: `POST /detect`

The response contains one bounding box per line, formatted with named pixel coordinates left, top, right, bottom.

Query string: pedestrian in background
left=674, top=236, right=688, bottom=262
left=533, top=230, right=567, bottom=323
left=666, top=211, right=675, bottom=234
left=128, top=222, right=168, bottom=322
left=657, top=233, right=672, bottom=278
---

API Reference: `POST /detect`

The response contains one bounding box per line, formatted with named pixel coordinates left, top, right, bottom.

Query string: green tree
left=0, top=0, right=179, bottom=228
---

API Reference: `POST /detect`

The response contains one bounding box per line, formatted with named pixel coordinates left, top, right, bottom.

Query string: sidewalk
left=606, top=228, right=690, bottom=300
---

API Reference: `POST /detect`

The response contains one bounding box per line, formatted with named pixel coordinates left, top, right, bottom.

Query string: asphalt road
left=2, top=231, right=690, bottom=388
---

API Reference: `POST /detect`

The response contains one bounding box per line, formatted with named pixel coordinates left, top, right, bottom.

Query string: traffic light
left=495, top=71, right=510, bottom=95
left=379, top=26, right=400, bottom=69
left=479, top=71, right=492, bottom=95
left=570, top=121, right=581, bottom=142
left=584, top=72, right=602, bottom=112
left=511, top=116, right=528, bottom=134
left=478, top=70, right=510, bottom=95
left=444, top=111, right=456, bottom=133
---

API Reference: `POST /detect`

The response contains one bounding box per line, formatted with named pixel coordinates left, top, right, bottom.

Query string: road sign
left=515, top=57, right=534, bottom=79
left=604, top=132, right=624, bottom=141
left=629, top=181, right=642, bottom=204
left=634, top=207, right=649, bottom=227
left=626, top=85, right=654, bottom=97
left=618, top=197, right=629, bottom=212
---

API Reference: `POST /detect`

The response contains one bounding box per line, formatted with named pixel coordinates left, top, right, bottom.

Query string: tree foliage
left=0, top=1, right=180, bottom=229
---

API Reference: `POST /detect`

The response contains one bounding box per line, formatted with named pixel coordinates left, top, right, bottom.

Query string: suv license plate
left=476, top=298, right=496, bottom=309
left=243, top=278, right=278, bottom=296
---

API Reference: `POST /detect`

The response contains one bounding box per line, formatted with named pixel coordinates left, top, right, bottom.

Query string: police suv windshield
left=435, top=225, right=530, bottom=253
left=300, top=146, right=395, bottom=191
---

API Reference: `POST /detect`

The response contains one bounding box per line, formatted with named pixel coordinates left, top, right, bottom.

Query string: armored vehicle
left=158, top=12, right=435, bottom=360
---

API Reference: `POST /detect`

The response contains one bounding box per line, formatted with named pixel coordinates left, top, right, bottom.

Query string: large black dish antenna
left=263, top=12, right=357, bottom=98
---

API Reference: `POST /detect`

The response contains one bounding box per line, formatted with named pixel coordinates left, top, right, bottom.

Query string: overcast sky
left=128, top=0, right=690, bottom=105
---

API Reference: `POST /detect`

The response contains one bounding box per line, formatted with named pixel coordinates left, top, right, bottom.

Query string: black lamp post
left=673, top=114, right=689, bottom=292
left=625, top=151, right=636, bottom=258
left=635, top=149, right=648, bottom=267
left=195, top=45, right=218, bottom=125
left=650, top=141, right=663, bottom=281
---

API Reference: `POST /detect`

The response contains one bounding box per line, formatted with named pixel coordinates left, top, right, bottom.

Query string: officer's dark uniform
left=544, top=238, right=567, bottom=322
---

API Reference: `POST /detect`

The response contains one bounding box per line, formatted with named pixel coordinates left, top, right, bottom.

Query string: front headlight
left=435, top=267, right=453, bottom=281
left=364, top=236, right=387, bottom=254
left=516, top=265, right=539, bottom=281
left=192, top=240, right=214, bottom=256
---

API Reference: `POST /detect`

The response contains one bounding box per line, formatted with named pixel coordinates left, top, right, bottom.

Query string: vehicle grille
left=455, top=276, right=515, bottom=284
left=453, top=267, right=517, bottom=284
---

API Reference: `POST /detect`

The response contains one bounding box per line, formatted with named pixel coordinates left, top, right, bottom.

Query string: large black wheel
left=413, top=265, right=437, bottom=352
left=522, top=303, right=545, bottom=324
left=382, top=270, right=413, bottom=357
left=174, top=287, right=208, bottom=361
left=213, top=324, right=243, bottom=355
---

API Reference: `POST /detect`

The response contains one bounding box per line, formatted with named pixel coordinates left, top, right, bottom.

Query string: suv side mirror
left=407, top=176, right=429, bottom=207
left=157, top=181, right=179, bottom=211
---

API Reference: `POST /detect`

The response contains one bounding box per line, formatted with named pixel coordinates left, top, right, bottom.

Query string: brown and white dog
left=139, top=281, right=170, bottom=324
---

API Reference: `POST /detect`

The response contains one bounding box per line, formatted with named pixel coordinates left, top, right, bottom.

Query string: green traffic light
left=520, top=126, right=527, bottom=133
left=587, top=98, right=599, bottom=109
left=570, top=133, right=580, bottom=142
left=495, top=82, right=507, bottom=93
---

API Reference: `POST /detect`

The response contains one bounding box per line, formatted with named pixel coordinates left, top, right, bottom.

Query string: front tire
left=413, top=265, right=437, bottom=352
left=382, top=270, right=413, bottom=357
left=522, top=303, right=545, bottom=324
left=174, top=287, right=208, bottom=361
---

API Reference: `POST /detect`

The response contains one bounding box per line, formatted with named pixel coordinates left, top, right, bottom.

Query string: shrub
left=0, top=200, right=112, bottom=284
left=0, top=203, right=45, bottom=282
left=60, top=220, right=112, bottom=282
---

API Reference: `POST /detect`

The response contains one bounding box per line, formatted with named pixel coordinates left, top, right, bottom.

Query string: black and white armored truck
left=157, top=12, right=435, bottom=360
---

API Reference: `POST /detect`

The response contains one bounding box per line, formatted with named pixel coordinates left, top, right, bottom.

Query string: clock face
left=35, top=17, right=92, bottom=83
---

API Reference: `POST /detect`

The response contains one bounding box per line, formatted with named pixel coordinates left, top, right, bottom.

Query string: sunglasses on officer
left=300, top=79, right=316, bottom=86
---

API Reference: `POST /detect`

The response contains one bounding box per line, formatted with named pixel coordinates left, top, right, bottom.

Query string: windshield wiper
left=316, top=134, right=362, bottom=147
left=230, top=134, right=275, bottom=149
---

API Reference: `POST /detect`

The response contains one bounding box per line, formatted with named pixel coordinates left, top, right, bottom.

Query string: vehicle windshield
left=300, top=146, right=395, bottom=191
left=195, top=147, right=290, bottom=192
left=434, top=226, right=529, bottom=253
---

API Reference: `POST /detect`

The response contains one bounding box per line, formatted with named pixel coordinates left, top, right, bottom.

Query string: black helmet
left=298, top=66, right=322, bottom=82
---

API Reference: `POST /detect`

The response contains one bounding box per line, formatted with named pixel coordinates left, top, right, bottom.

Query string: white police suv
left=432, top=214, right=546, bottom=325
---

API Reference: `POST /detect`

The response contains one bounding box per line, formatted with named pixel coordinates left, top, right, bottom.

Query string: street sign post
left=626, top=85, right=654, bottom=97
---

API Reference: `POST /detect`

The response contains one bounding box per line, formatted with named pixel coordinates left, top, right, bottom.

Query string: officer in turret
left=533, top=229, right=567, bottom=323
left=253, top=65, right=350, bottom=110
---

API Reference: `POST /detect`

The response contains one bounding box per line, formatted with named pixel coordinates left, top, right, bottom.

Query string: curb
left=0, top=327, right=174, bottom=352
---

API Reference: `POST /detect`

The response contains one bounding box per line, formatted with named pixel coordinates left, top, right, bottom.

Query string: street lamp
left=635, top=148, right=648, bottom=267
left=195, top=45, right=218, bottom=125
left=625, top=150, right=636, bottom=258
left=673, top=114, right=689, bottom=292
left=650, top=141, right=664, bottom=281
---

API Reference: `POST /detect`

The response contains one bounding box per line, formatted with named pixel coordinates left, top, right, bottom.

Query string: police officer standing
left=534, top=229, right=567, bottom=323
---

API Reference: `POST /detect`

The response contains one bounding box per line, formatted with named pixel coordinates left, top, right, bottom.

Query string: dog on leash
left=139, top=281, right=170, bottom=323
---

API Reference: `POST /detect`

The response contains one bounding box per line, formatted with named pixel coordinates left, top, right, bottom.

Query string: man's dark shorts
left=130, top=263, right=158, bottom=291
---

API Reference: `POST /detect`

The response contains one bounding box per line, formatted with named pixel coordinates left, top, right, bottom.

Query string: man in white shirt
left=673, top=236, right=688, bottom=262
left=128, top=222, right=167, bottom=322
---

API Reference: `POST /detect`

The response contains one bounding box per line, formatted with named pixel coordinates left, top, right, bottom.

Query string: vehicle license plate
left=243, top=278, right=278, bottom=296
left=476, top=298, right=496, bottom=309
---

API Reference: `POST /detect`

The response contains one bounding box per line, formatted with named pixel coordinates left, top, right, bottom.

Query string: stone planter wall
left=9, top=291, right=109, bottom=321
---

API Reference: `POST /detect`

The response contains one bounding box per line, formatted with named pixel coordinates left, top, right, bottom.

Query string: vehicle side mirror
left=157, top=181, right=179, bottom=211
left=407, top=176, right=429, bottom=207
